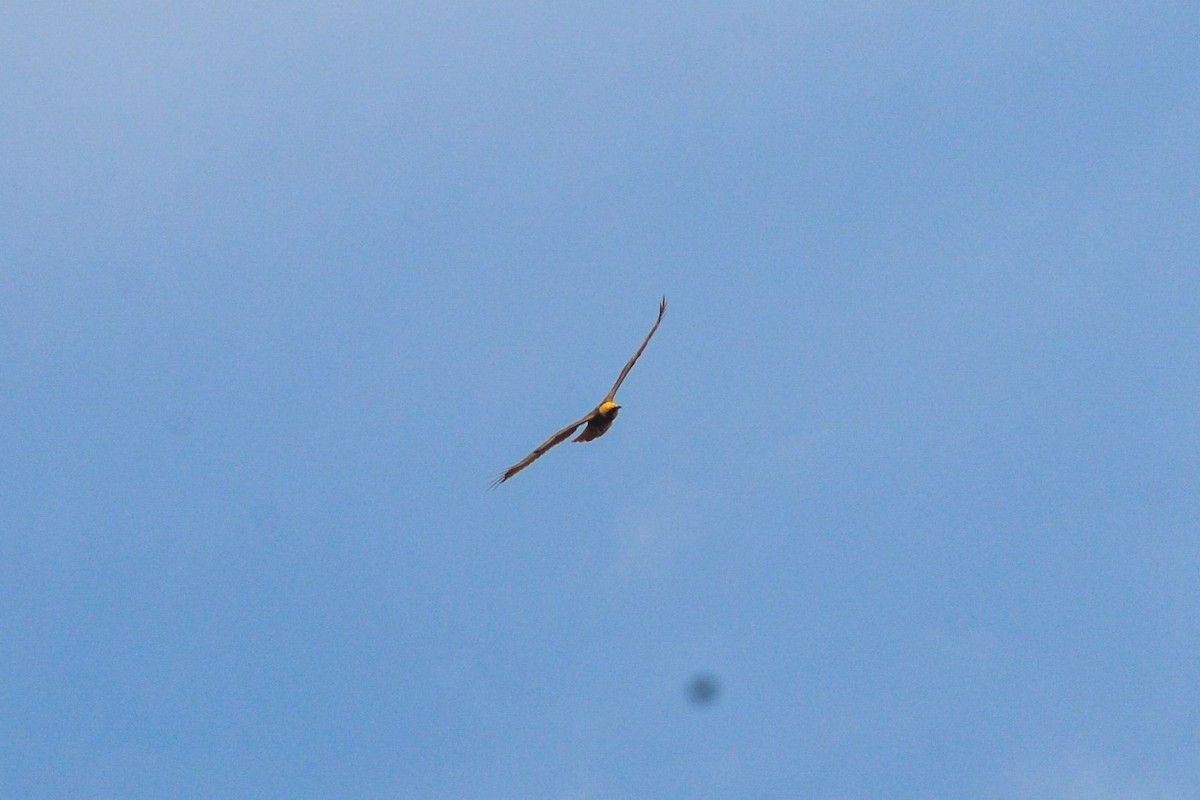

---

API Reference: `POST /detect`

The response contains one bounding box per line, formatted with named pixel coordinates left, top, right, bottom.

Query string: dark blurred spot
left=687, top=673, right=720, bottom=708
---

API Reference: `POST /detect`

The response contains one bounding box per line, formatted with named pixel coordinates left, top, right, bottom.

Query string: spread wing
left=490, top=411, right=597, bottom=487
left=604, top=296, right=667, bottom=402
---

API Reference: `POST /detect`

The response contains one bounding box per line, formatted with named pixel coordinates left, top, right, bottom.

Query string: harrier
left=491, top=297, right=667, bottom=486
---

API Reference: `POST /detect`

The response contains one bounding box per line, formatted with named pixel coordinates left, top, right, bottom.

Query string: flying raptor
left=491, top=297, right=667, bottom=486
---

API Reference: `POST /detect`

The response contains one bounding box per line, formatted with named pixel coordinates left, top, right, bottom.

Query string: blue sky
left=3, top=3, right=1199, bottom=797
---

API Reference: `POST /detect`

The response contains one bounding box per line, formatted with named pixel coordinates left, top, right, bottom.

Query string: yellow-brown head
left=598, top=400, right=620, bottom=416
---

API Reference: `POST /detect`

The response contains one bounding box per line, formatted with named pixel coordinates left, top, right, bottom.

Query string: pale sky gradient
left=3, top=3, right=1199, bottom=797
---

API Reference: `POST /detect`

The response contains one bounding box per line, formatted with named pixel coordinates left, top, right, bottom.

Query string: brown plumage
left=491, top=297, right=667, bottom=486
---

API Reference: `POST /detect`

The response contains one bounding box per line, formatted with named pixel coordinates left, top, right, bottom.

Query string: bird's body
left=491, top=299, right=666, bottom=486
left=574, top=400, right=620, bottom=443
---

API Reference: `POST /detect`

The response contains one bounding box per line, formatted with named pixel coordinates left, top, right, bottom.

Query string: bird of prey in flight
left=491, top=297, right=667, bottom=486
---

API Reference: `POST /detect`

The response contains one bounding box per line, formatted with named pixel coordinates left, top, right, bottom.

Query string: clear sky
left=3, top=3, right=1198, bottom=797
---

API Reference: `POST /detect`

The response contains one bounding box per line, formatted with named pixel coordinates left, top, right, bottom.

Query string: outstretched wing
left=604, top=296, right=667, bottom=402
left=491, top=411, right=597, bottom=487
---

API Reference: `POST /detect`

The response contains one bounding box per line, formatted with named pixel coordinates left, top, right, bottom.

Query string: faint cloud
left=990, top=752, right=1188, bottom=800
left=551, top=501, right=692, bottom=599
left=610, top=514, right=680, bottom=587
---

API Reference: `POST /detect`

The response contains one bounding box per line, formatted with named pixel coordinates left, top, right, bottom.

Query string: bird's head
left=599, top=400, right=620, bottom=416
